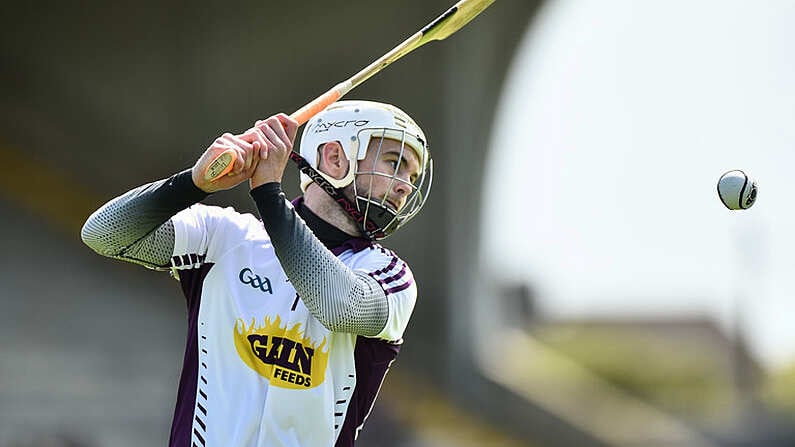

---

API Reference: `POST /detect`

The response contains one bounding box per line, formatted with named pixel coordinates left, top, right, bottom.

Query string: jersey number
left=291, top=293, right=300, bottom=311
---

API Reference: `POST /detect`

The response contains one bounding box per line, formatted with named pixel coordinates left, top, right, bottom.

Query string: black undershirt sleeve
left=250, top=183, right=388, bottom=336
left=81, top=169, right=208, bottom=269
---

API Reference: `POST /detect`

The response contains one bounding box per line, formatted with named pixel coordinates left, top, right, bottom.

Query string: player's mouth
left=385, top=198, right=402, bottom=213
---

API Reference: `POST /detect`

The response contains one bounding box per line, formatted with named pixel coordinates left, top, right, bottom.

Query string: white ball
left=717, top=170, right=758, bottom=210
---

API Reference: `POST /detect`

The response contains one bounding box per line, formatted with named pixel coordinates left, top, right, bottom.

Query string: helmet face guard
left=351, top=128, right=432, bottom=239
left=297, top=100, right=433, bottom=240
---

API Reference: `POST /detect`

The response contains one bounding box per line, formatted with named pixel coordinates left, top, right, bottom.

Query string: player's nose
left=391, top=179, right=411, bottom=199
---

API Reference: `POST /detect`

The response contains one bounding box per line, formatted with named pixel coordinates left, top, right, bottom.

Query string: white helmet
left=298, top=100, right=433, bottom=240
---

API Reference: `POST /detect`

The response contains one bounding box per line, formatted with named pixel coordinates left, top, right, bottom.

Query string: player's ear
left=318, top=141, right=349, bottom=180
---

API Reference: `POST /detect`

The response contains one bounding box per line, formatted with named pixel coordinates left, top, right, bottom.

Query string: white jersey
left=167, top=204, right=416, bottom=447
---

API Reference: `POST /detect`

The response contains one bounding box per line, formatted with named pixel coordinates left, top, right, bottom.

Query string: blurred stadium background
left=2, top=0, right=795, bottom=446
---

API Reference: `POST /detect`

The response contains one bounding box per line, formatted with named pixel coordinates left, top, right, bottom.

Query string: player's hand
left=249, top=113, right=299, bottom=189
left=191, top=131, right=263, bottom=193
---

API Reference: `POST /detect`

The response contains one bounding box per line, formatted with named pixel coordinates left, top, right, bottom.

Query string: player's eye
left=386, top=159, right=400, bottom=170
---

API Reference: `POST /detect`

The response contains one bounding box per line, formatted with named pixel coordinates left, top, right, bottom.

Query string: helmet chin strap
left=288, top=151, right=386, bottom=240
left=355, top=196, right=398, bottom=231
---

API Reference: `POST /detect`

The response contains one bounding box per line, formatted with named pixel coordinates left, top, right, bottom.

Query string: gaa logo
left=239, top=268, right=273, bottom=294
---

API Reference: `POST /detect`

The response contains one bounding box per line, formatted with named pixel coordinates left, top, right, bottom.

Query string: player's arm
left=81, top=170, right=208, bottom=269
left=251, top=183, right=390, bottom=336
left=81, top=131, right=261, bottom=268
left=248, top=115, right=390, bottom=336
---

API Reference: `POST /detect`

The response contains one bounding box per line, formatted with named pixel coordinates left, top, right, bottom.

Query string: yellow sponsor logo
left=233, top=316, right=329, bottom=389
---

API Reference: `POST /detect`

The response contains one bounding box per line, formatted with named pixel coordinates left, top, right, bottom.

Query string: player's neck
left=303, top=184, right=362, bottom=237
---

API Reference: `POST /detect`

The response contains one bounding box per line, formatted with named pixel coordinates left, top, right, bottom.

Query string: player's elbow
left=314, top=283, right=388, bottom=336
left=80, top=222, right=104, bottom=255
left=315, top=315, right=348, bottom=334
left=316, top=309, right=385, bottom=337
left=312, top=304, right=353, bottom=333
left=80, top=215, right=121, bottom=257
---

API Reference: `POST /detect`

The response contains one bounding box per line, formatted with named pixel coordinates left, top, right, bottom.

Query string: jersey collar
left=292, top=197, right=373, bottom=255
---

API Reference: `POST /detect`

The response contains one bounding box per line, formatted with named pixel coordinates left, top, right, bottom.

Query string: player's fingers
left=222, top=132, right=255, bottom=152
left=245, top=141, right=261, bottom=175
left=219, top=132, right=239, bottom=147
left=264, top=116, right=292, bottom=150
left=211, top=135, right=230, bottom=152
left=229, top=146, right=246, bottom=175
left=260, top=120, right=289, bottom=152
left=222, top=133, right=254, bottom=172
left=218, top=140, right=246, bottom=175
left=253, top=116, right=287, bottom=151
left=238, top=137, right=255, bottom=172
left=244, top=144, right=254, bottom=172
left=243, top=127, right=269, bottom=149
left=243, top=127, right=270, bottom=160
left=277, top=113, right=299, bottom=142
